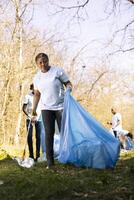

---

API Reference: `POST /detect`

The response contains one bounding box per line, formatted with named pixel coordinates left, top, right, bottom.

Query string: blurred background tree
left=0, top=0, right=133, bottom=150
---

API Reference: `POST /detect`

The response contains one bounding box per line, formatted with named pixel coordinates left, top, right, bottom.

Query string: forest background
left=0, top=0, right=134, bottom=149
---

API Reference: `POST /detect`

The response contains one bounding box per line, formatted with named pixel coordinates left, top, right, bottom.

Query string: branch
left=50, top=0, right=90, bottom=19
left=20, top=0, right=33, bottom=18
left=58, top=0, right=90, bottom=10
left=113, top=20, right=134, bottom=38
left=109, top=47, right=134, bottom=55
left=85, top=71, right=108, bottom=97
left=70, top=43, right=89, bottom=66
left=106, top=19, right=134, bottom=54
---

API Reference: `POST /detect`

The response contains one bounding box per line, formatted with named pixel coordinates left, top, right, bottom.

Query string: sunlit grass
left=0, top=148, right=134, bottom=200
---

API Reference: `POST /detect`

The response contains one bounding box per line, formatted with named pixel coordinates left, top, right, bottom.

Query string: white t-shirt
left=112, top=113, right=122, bottom=131
left=23, top=92, right=41, bottom=120
left=33, top=66, right=69, bottom=110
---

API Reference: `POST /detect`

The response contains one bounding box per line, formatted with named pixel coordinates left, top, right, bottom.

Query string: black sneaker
left=34, top=157, right=39, bottom=162
left=29, top=156, right=34, bottom=160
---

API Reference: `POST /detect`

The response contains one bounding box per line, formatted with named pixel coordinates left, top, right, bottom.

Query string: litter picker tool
left=22, top=119, right=32, bottom=161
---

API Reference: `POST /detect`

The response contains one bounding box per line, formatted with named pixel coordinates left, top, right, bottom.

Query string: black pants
left=26, top=119, right=41, bottom=159
left=113, top=130, right=117, bottom=138
left=41, top=110, right=63, bottom=166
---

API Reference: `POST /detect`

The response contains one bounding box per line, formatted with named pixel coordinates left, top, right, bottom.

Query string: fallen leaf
left=0, top=180, right=4, bottom=185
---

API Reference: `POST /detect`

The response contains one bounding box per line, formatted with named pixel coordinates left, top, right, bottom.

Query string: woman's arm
left=64, top=80, right=73, bottom=91
left=22, top=104, right=30, bottom=118
left=32, top=90, right=41, bottom=116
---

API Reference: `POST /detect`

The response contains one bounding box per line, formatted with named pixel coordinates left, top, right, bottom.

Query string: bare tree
left=0, top=0, right=35, bottom=145
left=47, top=0, right=134, bottom=53
left=9, top=0, right=34, bottom=144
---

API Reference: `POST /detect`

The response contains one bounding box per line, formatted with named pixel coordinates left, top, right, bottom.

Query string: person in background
left=107, top=107, right=134, bottom=150
left=32, top=53, right=72, bottom=169
left=38, top=120, right=60, bottom=162
left=37, top=115, right=46, bottom=162
left=22, top=83, right=42, bottom=161
left=107, top=107, right=122, bottom=138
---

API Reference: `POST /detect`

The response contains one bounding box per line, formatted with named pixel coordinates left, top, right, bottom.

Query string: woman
left=32, top=53, right=72, bottom=168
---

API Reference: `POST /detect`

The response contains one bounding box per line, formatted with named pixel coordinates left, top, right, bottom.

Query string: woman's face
left=36, top=57, right=49, bottom=72
left=111, top=108, right=116, bottom=114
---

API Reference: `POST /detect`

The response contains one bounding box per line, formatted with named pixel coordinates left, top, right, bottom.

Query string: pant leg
left=42, top=110, right=55, bottom=166
left=41, top=120, right=46, bottom=153
left=26, top=119, right=34, bottom=158
left=113, top=130, right=117, bottom=138
left=55, top=109, right=63, bottom=132
left=35, top=121, right=41, bottom=159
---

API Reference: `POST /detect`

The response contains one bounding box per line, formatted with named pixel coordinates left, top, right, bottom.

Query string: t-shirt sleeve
left=33, top=75, right=38, bottom=90
left=57, top=68, right=69, bottom=83
left=117, top=113, right=121, bottom=121
left=23, top=95, right=28, bottom=104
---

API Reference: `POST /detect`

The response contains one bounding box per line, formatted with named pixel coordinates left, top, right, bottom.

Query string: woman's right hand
left=31, top=116, right=37, bottom=123
left=31, top=110, right=37, bottom=123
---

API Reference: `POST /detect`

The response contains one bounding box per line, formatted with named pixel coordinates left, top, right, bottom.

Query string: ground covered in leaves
left=0, top=148, right=134, bottom=200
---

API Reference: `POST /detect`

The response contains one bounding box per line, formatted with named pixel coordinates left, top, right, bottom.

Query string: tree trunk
left=14, top=84, right=24, bottom=145
left=14, top=10, right=24, bottom=145
left=1, top=63, right=12, bottom=145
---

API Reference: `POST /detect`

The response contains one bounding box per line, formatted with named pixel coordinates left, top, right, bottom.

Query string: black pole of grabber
left=22, top=119, right=32, bottom=161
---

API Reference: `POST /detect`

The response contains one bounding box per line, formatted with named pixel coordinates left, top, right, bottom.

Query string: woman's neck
left=41, top=65, right=51, bottom=73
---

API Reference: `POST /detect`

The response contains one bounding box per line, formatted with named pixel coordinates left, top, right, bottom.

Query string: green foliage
left=0, top=150, right=134, bottom=200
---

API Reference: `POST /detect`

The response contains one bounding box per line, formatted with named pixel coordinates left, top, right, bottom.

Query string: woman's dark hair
left=35, top=53, right=49, bottom=62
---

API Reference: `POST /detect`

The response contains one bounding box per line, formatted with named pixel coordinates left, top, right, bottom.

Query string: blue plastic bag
left=125, top=137, right=134, bottom=150
left=58, top=90, right=120, bottom=169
